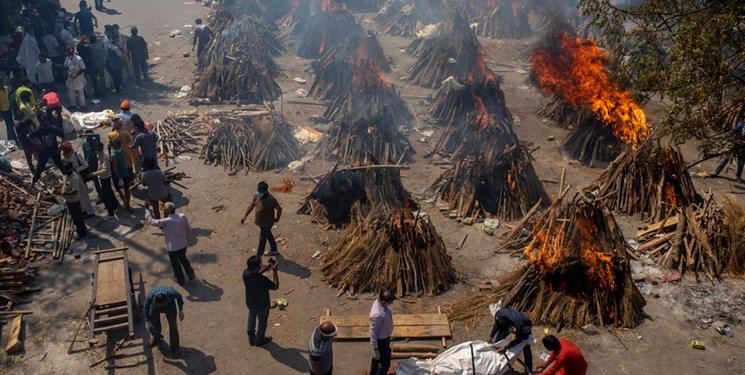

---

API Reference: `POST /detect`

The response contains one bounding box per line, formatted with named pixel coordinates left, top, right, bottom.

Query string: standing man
left=144, top=285, right=184, bottom=357
left=144, top=201, right=195, bottom=285
left=104, top=32, right=124, bottom=94
left=60, top=163, right=88, bottom=239
left=115, top=100, right=134, bottom=133
left=240, top=181, right=282, bottom=257
left=1, top=82, right=15, bottom=142
left=29, top=118, right=65, bottom=184
left=73, top=2, right=97, bottom=37
left=308, top=321, right=337, bottom=375
left=89, top=142, right=119, bottom=216
left=61, top=141, right=96, bottom=217
left=140, top=158, right=169, bottom=218
left=192, top=18, right=213, bottom=59
left=35, top=53, right=55, bottom=92
left=64, top=47, right=86, bottom=110
left=489, top=307, right=534, bottom=374
left=110, top=139, right=133, bottom=212
left=535, top=335, right=588, bottom=375
left=131, top=118, right=159, bottom=170
left=369, top=290, right=395, bottom=375
left=712, top=123, right=745, bottom=183
left=87, top=35, right=107, bottom=97
left=126, top=27, right=149, bottom=86
left=242, top=255, right=278, bottom=346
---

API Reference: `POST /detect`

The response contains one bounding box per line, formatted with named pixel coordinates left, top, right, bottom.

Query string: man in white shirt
left=64, top=47, right=86, bottom=110
left=35, top=53, right=55, bottom=91
left=144, top=201, right=196, bottom=285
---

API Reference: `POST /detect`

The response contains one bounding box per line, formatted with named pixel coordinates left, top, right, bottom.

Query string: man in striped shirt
left=308, top=321, right=337, bottom=375
left=144, top=285, right=185, bottom=357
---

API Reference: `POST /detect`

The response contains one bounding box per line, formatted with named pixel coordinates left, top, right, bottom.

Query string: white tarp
left=16, top=33, right=40, bottom=84
left=396, top=339, right=530, bottom=375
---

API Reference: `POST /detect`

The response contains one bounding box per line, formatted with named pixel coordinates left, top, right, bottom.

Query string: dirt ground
left=2, top=1, right=745, bottom=374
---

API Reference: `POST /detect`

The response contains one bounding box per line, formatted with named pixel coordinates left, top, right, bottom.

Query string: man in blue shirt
left=144, top=285, right=185, bottom=357
left=74, top=2, right=97, bottom=37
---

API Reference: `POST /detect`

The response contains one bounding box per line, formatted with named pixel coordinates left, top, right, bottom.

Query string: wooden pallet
left=88, top=247, right=136, bottom=342
left=25, top=193, right=74, bottom=262
left=321, top=307, right=451, bottom=346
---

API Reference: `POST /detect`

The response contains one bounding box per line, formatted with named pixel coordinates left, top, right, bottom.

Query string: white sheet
left=396, top=339, right=530, bottom=375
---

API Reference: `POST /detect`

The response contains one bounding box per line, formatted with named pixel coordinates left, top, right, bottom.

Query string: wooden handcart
left=88, top=247, right=137, bottom=344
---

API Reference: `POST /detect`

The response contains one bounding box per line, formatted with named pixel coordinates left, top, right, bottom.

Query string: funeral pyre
left=530, top=23, right=648, bottom=166
left=449, top=193, right=646, bottom=329
left=297, top=0, right=362, bottom=59
left=375, top=0, right=446, bottom=37
left=460, top=0, right=533, bottom=39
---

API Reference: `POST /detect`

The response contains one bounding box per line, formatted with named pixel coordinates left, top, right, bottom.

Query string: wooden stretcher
left=88, top=247, right=136, bottom=343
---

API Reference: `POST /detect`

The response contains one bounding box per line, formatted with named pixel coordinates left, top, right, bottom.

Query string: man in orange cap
left=116, top=99, right=134, bottom=132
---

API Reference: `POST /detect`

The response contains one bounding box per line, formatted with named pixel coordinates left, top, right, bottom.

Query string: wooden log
left=4, top=315, right=23, bottom=353
left=391, top=343, right=441, bottom=352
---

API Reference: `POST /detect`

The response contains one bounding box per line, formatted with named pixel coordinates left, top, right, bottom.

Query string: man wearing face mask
left=240, top=181, right=282, bottom=257
left=308, top=321, right=337, bottom=375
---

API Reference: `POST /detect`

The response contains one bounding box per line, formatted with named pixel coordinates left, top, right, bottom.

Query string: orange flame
left=531, top=31, right=648, bottom=146
left=351, top=35, right=391, bottom=89
left=664, top=184, right=677, bottom=207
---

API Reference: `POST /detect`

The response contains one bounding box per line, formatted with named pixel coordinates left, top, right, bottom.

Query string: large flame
left=531, top=31, right=648, bottom=146
left=351, top=35, right=390, bottom=89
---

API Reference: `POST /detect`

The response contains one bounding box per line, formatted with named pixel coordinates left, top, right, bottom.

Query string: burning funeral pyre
left=297, top=0, right=362, bottom=59
left=200, top=111, right=299, bottom=174
left=314, top=35, right=414, bottom=164
left=321, top=203, right=456, bottom=296
left=588, top=140, right=700, bottom=222
left=298, top=166, right=416, bottom=226
left=280, top=0, right=320, bottom=36
left=429, top=54, right=549, bottom=220
left=406, top=14, right=484, bottom=88
left=210, top=0, right=277, bottom=33
left=450, top=193, right=647, bottom=328
left=531, top=24, right=648, bottom=166
left=461, top=0, right=533, bottom=39
left=310, top=31, right=391, bottom=100
left=375, top=0, right=446, bottom=37
left=192, top=16, right=284, bottom=104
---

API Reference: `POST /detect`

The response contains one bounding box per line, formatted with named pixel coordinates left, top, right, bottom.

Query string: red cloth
left=541, top=338, right=588, bottom=375
left=42, top=92, right=62, bottom=109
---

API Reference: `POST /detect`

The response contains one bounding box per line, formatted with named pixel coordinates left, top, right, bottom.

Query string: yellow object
left=159, top=202, right=165, bottom=211
left=543, top=327, right=549, bottom=334
left=691, top=340, right=705, bottom=350
left=464, top=217, right=474, bottom=225
left=482, top=226, right=494, bottom=236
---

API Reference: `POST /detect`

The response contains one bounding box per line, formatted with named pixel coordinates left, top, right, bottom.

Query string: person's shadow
left=260, top=342, right=308, bottom=373
left=182, top=278, right=223, bottom=302
left=162, top=345, right=217, bottom=374
left=276, top=254, right=311, bottom=279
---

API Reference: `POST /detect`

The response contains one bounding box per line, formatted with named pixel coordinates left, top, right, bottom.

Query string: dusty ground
left=2, top=1, right=745, bottom=374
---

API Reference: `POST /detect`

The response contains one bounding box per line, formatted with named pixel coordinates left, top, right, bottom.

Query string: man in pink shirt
left=369, top=290, right=395, bottom=375
left=145, top=201, right=195, bottom=285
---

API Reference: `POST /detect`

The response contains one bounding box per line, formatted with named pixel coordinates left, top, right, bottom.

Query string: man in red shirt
left=41, top=89, right=63, bottom=129
left=536, top=335, right=588, bottom=375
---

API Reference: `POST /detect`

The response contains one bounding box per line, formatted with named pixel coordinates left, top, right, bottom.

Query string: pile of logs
left=298, top=165, right=417, bottom=226
left=588, top=141, right=700, bottom=222
left=1, top=259, right=39, bottom=354
left=636, top=193, right=745, bottom=280
left=316, top=109, right=414, bottom=165
left=297, top=0, right=362, bottom=59
left=0, top=176, right=35, bottom=257
left=563, top=117, right=624, bottom=167
left=375, top=0, right=446, bottom=37
left=538, top=96, right=587, bottom=130
left=430, top=74, right=510, bottom=127
left=153, top=110, right=205, bottom=166
left=200, top=112, right=299, bottom=174
left=280, top=0, right=318, bottom=36
left=450, top=192, right=647, bottom=328
left=431, top=146, right=549, bottom=220
left=474, top=0, right=533, bottom=39
left=406, top=15, right=484, bottom=88
left=192, top=16, right=284, bottom=104
left=210, top=0, right=277, bottom=33
left=310, top=31, right=391, bottom=101
left=321, top=203, right=456, bottom=296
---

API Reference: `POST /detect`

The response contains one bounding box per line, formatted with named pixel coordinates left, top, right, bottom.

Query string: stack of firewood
left=449, top=192, right=647, bottom=328
left=588, top=140, right=701, bottom=222
left=636, top=193, right=745, bottom=280
left=297, top=0, right=362, bottom=59
left=280, top=0, right=318, bottom=36
left=321, top=203, right=456, bottom=296
left=473, top=0, right=533, bottom=39
left=310, top=31, right=391, bottom=100
left=200, top=112, right=299, bottom=174
left=0, top=176, right=36, bottom=257
left=298, top=165, right=417, bottom=226
left=153, top=110, right=205, bottom=166
left=405, top=14, right=483, bottom=88
left=210, top=0, right=277, bottom=33
left=192, top=15, right=284, bottom=104
left=375, top=0, right=446, bottom=37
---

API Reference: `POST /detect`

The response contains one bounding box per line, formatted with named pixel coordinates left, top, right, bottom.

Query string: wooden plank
left=95, top=258, right=127, bottom=306
left=321, top=314, right=448, bottom=327
left=92, top=247, right=129, bottom=255
left=636, top=216, right=679, bottom=238
left=334, top=324, right=451, bottom=339
left=93, top=321, right=129, bottom=334
left=93, top=313, right=129, bottom=325
left=94, top=304, right=127, bottom=315
left=4, top=315, right=23, bottom=353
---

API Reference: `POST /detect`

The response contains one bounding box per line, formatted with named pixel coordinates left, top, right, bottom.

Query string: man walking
left=127, top=27, right=149, bottom=85
left=41, top=89, right=63, bottom=129
left=141, top=158, right=169, bottom=218
left=712, top=123, right=745, bottom=183
left=309, top=321, right=337, bottom=375
left=535, top=335, right=588, bottom=375
left=489, top=307, right=534, bottom=374
left=242, top=255, right=278, bottom=346
left=240, top=181, right=282, bottom=257
left=73, top=1, right=97, bottom=37
left=29, top=119, right=65, bottom=184
left=64, top=47, right=86, bottom=110
left=192, top=18, right=213, bottom=59
left=369, top=290, right=395, bottom=375
left=144, top=285, right=184, bottom=357
left=60, top=163, right=88, bottom=239
left=144, top=201, right=195, bottom=285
